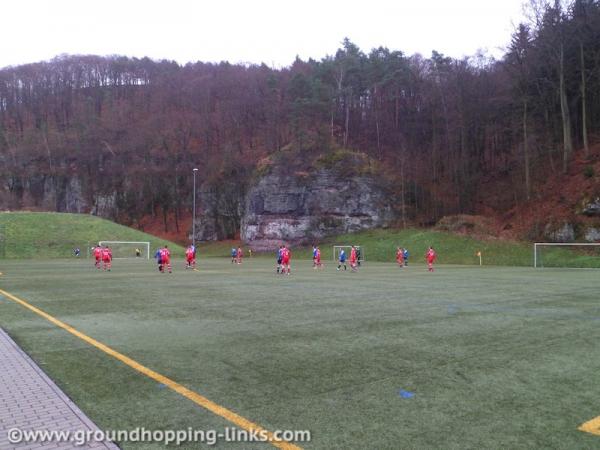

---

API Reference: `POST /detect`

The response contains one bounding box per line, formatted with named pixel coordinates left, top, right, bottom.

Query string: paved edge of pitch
left=0, top=288, right=303, bottom=450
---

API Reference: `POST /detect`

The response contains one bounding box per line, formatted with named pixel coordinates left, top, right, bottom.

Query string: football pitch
left=1, top=258, right=599, bottom=449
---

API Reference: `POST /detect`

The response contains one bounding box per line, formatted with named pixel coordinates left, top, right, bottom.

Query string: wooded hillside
left=1, top=0, right=599, bottom=239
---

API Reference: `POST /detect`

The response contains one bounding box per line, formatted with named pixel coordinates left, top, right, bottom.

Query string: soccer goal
left=333, top=245, right=365, bottom=262
left=97, top=241, right=150, bottom=259
left=534, top=243, right=600, bottom=268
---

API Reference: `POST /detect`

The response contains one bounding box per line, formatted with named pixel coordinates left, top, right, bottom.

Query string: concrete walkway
left=0, top=328, right=119, bottom=449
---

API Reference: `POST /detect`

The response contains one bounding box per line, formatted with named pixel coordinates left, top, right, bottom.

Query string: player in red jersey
left=102, top=246, right=112, bottom=271
left=426, top=246, right=437, bottom=272
left=185, top=245, right=195, bottom=269
left=93, top=246, right=102, bottom=269
left=350, top=245, right=358, bottom=272
left=236, top=246, right=243, bottom=264
left=315, top=246, right=323, bottom=269
left=281, top=245, right=291, bottom=275
left=396, top=247, right=404, bottom=267
left=160, top=245, right=172, bottom=273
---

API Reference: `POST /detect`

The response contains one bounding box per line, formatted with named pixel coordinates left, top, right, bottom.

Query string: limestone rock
left=582, top=198, right=600, bottom=216
left=241, top=168, right=394, bottom=250
left=544, top=222, right=575, bottom=243
left=584, top=227, right=600, bottom=242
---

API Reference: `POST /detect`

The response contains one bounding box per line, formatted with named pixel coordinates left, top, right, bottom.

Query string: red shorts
left=186, top=255, right=194, bottom=262
left=162, top=257, right=170, bottom=264
left=282, top=257, right=290, bottom=265
left=102, top=257, right=111, bottom=263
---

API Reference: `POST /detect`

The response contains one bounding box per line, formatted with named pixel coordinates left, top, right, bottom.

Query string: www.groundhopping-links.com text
left=6, top=426, right=312, bottom=446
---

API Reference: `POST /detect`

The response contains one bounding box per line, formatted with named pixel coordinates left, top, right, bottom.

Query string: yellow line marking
left=0, top=288, right=302, bottom=450
left=579, top=416, right=600, bottom=436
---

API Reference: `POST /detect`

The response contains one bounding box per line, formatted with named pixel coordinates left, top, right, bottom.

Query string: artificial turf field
left=1, top=257, right=600, bottom=449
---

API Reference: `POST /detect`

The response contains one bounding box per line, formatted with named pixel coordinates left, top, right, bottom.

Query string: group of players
left=334, top=246, right=361, bottom=272
left=231, top=247, right=244, bottom=264
left=159, top=244, right=199, bottom=272
left=93, top=242, right=438, bottom=273
left=154, top=245, right=173, bottom=273
left=276, top=245, right=293, bottom=274
left=92, top=245, right=113, bottom=271
left=396, top=247, right=409, bottom=267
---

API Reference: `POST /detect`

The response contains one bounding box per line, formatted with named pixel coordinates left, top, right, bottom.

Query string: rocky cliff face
left=1, top=174, right=117, bottom=217
left=241, top=168, right=394, bottom=250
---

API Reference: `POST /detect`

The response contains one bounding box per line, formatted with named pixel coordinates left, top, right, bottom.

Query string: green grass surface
left=1, top=258, right=600, bottom=449
left=2, top=213, right=597, bottom=268
left=199, top=240, right=244, bottom=258
left=268, top=228, right=600, bottom=268
left=199, top=228, right=534, bottom=265
left=0, top=212, right=184, bottom=258
left=317, top=228, right=533, bottom=265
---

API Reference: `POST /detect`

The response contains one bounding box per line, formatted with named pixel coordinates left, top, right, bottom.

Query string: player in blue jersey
left=276, top=245, right=284, bottom=273
left=154, top=248, right=163, bottom=272
left=337, top=249, right=347, bottom=271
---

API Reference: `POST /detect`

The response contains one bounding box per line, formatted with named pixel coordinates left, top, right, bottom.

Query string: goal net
left=333, top=245, right=364, bottom=262
left=534, top=243, right=600, bottom=268
left=97, top=241, right=150, bottom=259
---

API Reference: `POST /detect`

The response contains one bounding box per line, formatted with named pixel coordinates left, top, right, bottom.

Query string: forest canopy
left=1, top=0, right=599, bottom=233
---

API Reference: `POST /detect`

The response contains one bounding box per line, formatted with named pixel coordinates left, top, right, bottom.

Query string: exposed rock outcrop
left=241, top=167, right=394, bottom=250
left=544, top=222, right=575, bottom=242
left=49, top=177, right=89, bottom=213
left=90, top=191, right=117, bottom=217
left=0, top=173, right=121, bottom=218
left=2, top=175, right=91, bottom=213
left=582, top=198, right=600, bottom=216
left=584, top=227, right=600, bottom=242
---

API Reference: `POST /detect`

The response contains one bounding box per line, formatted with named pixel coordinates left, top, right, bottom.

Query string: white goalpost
left=332, top=245, right=364, bottom=262
left=97, top=241, right=151, bottom=259
left=534, top=242, right=600, bottom=268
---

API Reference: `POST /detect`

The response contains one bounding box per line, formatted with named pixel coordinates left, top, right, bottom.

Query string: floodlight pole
left=192, top=168, right=199, bottom=249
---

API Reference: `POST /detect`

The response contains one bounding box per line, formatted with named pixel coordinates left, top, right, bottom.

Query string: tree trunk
left=343, top=93, right=350, bottom=147
left=395, top=87, right=400, bottom=130
left=580, top=41, right=589, bottom=157
left=330, top=108, right=335, bottom=138
left=523, top=100, right=531, bottom=200
left=431, top=111, right=438, bottom=181
left=400, top=153, right=406, bottom=228
left=174, top=169, right=180, bottom=233
left=559, top=43, right=573, bottom=174
left=375, top=106, right=382, bottom=160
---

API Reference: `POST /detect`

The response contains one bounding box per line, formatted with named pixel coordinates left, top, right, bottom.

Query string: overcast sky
left=0, top=0, right=528, bottom=69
